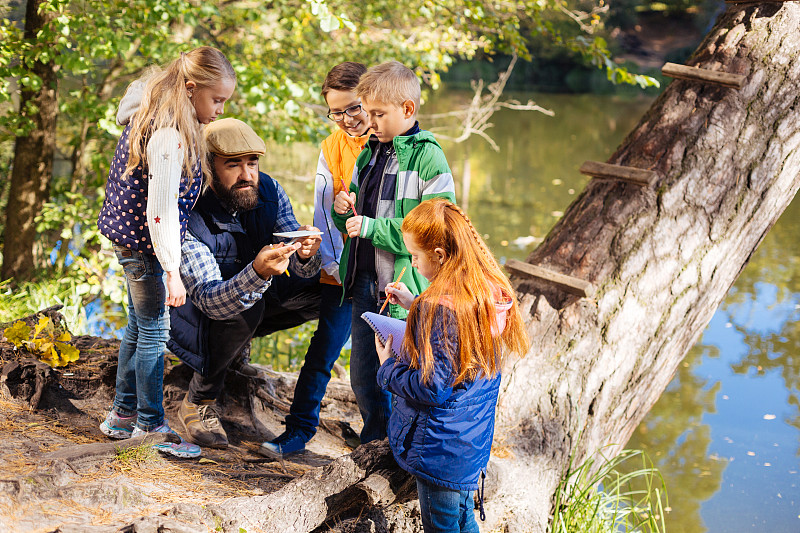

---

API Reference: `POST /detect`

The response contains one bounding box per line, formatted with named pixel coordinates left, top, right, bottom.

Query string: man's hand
left=165, top=270, right=186, bottom=307
left=253, top=242, right=300, bottom=279
left=334, top=190, right=357, bottom=215
left=345, top=215, right=363, bottom=238
left=295, top=225, right=321, bottom=260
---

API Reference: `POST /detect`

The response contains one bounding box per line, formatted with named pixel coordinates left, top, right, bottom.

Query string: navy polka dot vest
left=97, top=123, right=202, bottom=253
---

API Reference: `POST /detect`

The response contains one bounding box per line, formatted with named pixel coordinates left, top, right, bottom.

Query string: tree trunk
left=109, top=4, right=800, bottom=532
left=1, top=0, right=58, bottom=281
left=486, top=4, right=800, bottom=531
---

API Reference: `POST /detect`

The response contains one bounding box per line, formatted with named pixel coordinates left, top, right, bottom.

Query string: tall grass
left=550, top=447, right=668, bottom=533
left=0, top=278, right=90, bottom=333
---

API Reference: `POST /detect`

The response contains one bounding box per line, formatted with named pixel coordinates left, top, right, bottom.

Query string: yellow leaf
left=57, top=331, right=71, bottom=342
left=37, top=341, right=54, bottom=354
left=33, top=316, right=51, bottom=339
left=40, top=346, right=59, bottom=367
left=3, top=321, right=30, bottom=347
left=55, top=342, right=80, bottom=364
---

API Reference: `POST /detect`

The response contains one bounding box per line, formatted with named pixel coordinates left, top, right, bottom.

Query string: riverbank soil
left=0, top=311, right=363, bottom=532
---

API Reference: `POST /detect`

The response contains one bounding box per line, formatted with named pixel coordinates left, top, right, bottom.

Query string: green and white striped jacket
left=331, top=129, right=456, bottom=318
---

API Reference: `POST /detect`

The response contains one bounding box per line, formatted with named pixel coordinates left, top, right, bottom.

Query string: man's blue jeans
left=111, top=246, right=169, bottom=431
left=416, top=477, right=480, bottom=533
left=285, top=282, right=352, bottom=437
left=350, top=271, right=392, bottom=443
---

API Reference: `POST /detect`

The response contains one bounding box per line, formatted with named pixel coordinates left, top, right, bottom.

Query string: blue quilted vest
left=167, top=172, right=279, bottom=375
left=97, top=123, right=202, bottom=252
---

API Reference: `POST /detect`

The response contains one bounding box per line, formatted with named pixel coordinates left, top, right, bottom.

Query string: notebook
left=361, top=312, right=406, bottom=358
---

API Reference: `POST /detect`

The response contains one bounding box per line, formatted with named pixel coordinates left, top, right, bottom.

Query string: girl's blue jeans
left=416, top=477, right=480, bottom=533
left=111, top=246, right=169, bottom=431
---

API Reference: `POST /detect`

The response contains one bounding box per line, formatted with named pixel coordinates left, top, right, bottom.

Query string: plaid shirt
left=179, top=178, right=321, bottom=321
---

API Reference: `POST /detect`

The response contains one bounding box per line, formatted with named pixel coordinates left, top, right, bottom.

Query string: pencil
left=340, top=177, right=357, bottom=216
left=378, top=266, right=407, bottom=315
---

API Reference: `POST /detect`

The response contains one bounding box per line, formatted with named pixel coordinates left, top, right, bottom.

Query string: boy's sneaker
left=99, top=410, right=137, bottom=439
left=179, top=397, right=228, bottom=449
left=259, top=427, right=309, bottom=459
left=131, top=422, right=201, bottom=459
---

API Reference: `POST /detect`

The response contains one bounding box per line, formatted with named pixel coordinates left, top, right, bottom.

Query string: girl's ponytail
left=125, top=47, right=235, bottom=187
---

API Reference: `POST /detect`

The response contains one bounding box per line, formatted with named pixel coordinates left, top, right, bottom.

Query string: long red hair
left=401, top=198, right=529, bottom=385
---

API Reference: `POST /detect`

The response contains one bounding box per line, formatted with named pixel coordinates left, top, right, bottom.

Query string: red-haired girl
left=376, top=197, right=530, bottom=532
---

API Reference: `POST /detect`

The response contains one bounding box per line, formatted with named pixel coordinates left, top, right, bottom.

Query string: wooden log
left=661, top=62, right=746, bottom=89
left=505, top=259, right=594, bottom=298
left=579, top=160, right=657, bottom=186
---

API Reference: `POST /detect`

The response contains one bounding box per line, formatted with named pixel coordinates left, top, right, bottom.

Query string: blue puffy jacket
left=377, top=299, right=510, bottom=491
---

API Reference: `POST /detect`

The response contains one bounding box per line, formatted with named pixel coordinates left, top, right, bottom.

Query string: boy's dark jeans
left=349, top=270, right=392, bottom=443
left=284, top=282, right=352, bottom=437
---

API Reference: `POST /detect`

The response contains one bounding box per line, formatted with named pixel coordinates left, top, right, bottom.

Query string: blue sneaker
left=259, top=428, right=309, bottom=459
left=132, top=422, right=201, bottom=459
left=99, top=410, right=137, bottom=439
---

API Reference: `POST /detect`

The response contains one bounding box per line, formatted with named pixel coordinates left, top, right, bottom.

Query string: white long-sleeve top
left=313, top=148, right=344, bottom=284
left=145, top=127, right=184, bottom=272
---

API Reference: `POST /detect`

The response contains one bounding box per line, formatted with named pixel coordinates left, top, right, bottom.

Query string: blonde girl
left=97, top=46, right=235, bottom=458
left=377, top=197, right=529, bottom=532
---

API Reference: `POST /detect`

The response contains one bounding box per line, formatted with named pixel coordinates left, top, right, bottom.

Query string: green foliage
left=551, top=448, right=668, bottom=533
left=250, top=320, right=351, bottom=372
left=0, top=0, right=664, bottom=340
left=2, top=315, right=80, bottom=367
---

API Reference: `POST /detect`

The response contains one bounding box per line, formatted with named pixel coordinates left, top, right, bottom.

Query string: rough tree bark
left=486, top=4, right=800, bottom=531
left=115, top=4, right=800, bottom=532
left=1, top=0, right=58, bottom=281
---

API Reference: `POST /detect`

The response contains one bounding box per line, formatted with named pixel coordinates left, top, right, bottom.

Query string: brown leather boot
left=179, top=397, right=228, bottom=449
left=230, top=342, right=262, bottom=378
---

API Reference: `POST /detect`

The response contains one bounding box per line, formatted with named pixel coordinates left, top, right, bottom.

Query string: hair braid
left=446, top=202, right=495, bottom=265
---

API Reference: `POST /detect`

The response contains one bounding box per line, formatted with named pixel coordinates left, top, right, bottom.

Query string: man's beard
left=213, top=174, right=259, bottom=211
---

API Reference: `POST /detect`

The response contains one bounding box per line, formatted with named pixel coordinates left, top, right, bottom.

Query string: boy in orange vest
left=259, top=62, right=370, bottom=458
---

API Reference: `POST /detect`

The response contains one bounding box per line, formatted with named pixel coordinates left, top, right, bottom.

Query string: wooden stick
left=579, top=160, right=657, bottom=186
left=661, top=62, right=746, bottom=89
left=379, top=266, right=407, bottom=315
left=505, top=259, right=594, bottom=298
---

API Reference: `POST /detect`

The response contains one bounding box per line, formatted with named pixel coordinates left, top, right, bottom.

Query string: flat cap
left=205, top=118, right=266, bottom=157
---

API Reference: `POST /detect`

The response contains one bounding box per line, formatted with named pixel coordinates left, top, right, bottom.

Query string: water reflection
left=424, top=90, right=654, bottom=264
left=625, top=196, right=800, bottom=532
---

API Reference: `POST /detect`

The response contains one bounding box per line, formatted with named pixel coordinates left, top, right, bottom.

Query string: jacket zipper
left=374, top=144, right=395, bottom=301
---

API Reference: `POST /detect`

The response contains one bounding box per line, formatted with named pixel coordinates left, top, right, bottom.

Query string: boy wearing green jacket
left=332, top=60, right=456, bottom=444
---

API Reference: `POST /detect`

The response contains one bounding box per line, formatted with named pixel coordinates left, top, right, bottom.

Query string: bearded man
left=167, top=118, right=323, bottom=453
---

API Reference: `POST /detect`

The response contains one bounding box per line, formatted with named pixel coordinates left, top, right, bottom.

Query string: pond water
left=269, top=87, right=798, bottom=532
